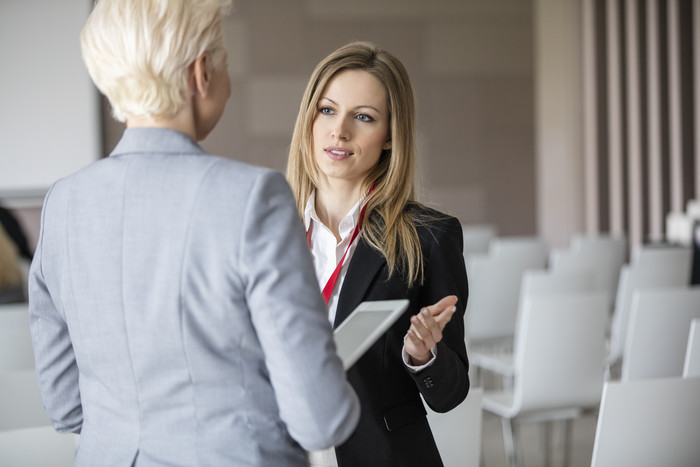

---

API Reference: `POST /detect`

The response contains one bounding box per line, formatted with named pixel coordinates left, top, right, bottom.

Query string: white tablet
left=333, top=299, right=409, bottom=370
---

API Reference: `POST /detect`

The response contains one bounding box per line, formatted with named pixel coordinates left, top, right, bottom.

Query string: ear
left=191, top=52, right=212, bottom=98
left=383, top=139, right=392, bottom=150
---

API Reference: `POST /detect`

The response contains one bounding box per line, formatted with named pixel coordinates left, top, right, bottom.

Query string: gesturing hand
left=405, top=295, right=458, bottom=366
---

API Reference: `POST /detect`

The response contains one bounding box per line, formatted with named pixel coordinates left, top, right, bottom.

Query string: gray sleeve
left=28, top=185, right=83, bottom=434
left=239, top=170, right=359, bottom=450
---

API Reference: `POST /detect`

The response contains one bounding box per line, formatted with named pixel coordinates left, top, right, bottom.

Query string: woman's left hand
left=405, top=295, right=458, bottom=366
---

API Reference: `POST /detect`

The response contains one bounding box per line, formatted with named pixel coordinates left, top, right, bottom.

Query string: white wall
left=0, top=0, right=99, bottom=203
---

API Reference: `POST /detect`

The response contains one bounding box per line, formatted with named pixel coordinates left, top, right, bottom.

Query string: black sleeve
left=409, top=216, right=470, bottom=413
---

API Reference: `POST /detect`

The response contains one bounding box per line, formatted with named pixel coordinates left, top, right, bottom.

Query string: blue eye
left=319, top=107, right=334, bottom=115
left=357, top=114, right=374, bottom=122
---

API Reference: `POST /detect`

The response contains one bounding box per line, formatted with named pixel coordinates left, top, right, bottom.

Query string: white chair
left=0, top=427, right=76, bottom=467
left=631, top=244, right=692, bottom=274
left=471, top=270, right=594, bottom=380
left=461, top=224, right=496, bottom=259
left=489, top=236, right=549, bottom=269
left=425, top=387, right=483, bottom=467
left=0, top=370, right=77, bottom=466
left=683, top=318, right=700, bottom=378
left=607, top=262, right=691, bottom=374
left=570, top=234, right=627, bottom=290
left=482, top=292, right=609, bottom=467
left=621, top=286, right=700, bottom=381
left=464, top=254, right=544, bottom=349
left=0, top=304, right=30, bottom=329
left=0, top=370, right=51, bottom=431
left=591, top=377, right=700, bottom=466
left=0, top=327, right=35, bottom=371
left=549, top=235, right=626, bottom=311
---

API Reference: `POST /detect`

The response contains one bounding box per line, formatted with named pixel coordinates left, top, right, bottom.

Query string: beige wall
left=101, top=0, right=536, bottom=238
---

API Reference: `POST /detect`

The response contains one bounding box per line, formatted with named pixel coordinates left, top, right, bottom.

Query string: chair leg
left=540, top=421, right=552, bottom=467
left=563, top=418, right=573, bottom=467
left=501, top=418, right=522, bottom=467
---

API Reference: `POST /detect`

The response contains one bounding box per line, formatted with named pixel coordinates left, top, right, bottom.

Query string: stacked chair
left=0, top=303, right=77, bottom=466
left=683, top=319, right=700, bottom=378
left=606, top=245, right=692, bottom=378
left=480, top=287, right=608, bottom=467
left=591, top=376, right=700, bottom=466
left=620, top=286, right=700, bottom=381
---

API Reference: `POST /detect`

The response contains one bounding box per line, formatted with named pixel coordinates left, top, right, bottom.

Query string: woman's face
left=312, top=69, right=392, bottom=191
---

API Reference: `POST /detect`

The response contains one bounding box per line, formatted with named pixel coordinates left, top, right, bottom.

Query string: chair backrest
left=488, top=236, right=549, bottom=269
left=0, top=303, right=30, bottom=329
left=631, top=245, right=692, bottom=274
left=683, top=318, right=700, bottom=378
left=0, top=370, right=51, bottom=431
left=518, top=269, right=594, bottom=306
left=461, top=224, right=496, bottom=259
left=622, top=286, right=700, bottom=381
left=0, top=327, right=35, bottom=371
left=608, top=263, right=691, bottom=362
left=570, top=233, right=627, bottom=257
left=549, top=248, right=622, bottom=309
left=425, top=387, right=483, bottom=467
left=570, top=234, right=627, bottom=292
left=591, top=377, right=700, bottom=466
left=0, top=427, right=76, bottom=467
left=464, top=254, right=544, bottom=344
left=513, top=293, right=608, bottom=413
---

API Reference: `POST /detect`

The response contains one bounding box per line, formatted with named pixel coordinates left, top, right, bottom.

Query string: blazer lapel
left=334, top=238, right=385, bottom=328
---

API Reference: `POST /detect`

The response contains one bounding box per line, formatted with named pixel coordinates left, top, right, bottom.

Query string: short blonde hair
left=81, top=0, right=232, bottom=122
left=287, top=41, right=424, bottom=286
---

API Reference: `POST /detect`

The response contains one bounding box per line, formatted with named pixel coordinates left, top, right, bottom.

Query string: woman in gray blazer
left=28, top=1, right=359, bottom=465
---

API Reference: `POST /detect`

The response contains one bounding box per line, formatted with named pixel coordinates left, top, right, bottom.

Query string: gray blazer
left=28, top=128, right=359, bottom=466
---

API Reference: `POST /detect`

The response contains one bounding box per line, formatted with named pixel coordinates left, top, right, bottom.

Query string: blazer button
left=423, top=376, right=434, bottom=388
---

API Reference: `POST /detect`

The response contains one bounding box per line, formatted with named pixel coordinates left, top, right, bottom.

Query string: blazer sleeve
left=28, top=185, right=83, bottom=434
left=239, top=171, right=359, bottom=450
left=409, top=216, right=469, bottom=413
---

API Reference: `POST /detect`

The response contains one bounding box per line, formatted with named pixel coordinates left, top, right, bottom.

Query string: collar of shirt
left=304, top=190, right=364, bottom=325
left=303, top=190, right=363, bottom=238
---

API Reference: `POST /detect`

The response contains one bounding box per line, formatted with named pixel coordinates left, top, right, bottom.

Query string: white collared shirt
left=304, top=191, right=436, bottom=371
left=304, top=191, right=362, bottom=325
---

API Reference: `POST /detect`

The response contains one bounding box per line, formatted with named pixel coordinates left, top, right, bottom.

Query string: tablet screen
left=334, top=299, right=409, bottom=370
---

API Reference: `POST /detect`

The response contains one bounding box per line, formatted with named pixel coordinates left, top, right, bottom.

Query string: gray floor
left=480, top=410, right=598, bottom=467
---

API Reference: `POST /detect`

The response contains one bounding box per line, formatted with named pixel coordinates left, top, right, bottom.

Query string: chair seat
left=0, top=426, right=77, bottom=467
left=481, top=390, right=516, bottom=417
left=483, top=390, right=582, bottom=421
left=471, top=353, right=515, bottom=377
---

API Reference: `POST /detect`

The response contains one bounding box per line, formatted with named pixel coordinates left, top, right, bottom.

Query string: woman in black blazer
left=287, top=41, right=470, bottom=467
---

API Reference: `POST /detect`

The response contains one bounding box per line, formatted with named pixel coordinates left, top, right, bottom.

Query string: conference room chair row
left=460, top=226, right=700, bottom=466
left=4, top=265, right=700, bottom=466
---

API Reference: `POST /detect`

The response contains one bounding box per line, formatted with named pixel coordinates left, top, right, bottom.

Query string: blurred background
left=2, top=0, right=698, bottom=255
left=1, top=2, right=700, bottom=466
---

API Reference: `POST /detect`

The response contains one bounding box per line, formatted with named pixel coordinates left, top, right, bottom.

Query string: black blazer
left=333, top=206, right=470, bottom=467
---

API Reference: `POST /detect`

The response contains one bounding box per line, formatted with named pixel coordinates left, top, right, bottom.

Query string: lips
left=325, top=146, right=354, bottom=161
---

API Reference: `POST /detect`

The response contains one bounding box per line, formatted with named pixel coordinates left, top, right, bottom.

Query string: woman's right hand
left=405, top=295, right=458, bottom=365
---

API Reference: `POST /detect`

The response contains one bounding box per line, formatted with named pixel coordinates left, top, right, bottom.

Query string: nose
left=331, top=117, right=351, bottom=141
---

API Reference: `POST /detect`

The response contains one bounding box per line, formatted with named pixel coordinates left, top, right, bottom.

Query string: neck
left=126, top=103, right=197, bottom=141
left=315, top=180, right=364, bottom=241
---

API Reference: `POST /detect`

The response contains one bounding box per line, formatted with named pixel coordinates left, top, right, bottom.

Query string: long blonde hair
left=287, top=41, right=424, bottom=287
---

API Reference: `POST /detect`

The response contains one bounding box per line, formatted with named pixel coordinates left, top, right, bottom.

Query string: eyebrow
left=319, top=97, right=384, bottom=115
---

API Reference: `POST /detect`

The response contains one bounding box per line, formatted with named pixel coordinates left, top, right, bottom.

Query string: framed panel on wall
left=0, top=0, right=100, bottom=206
